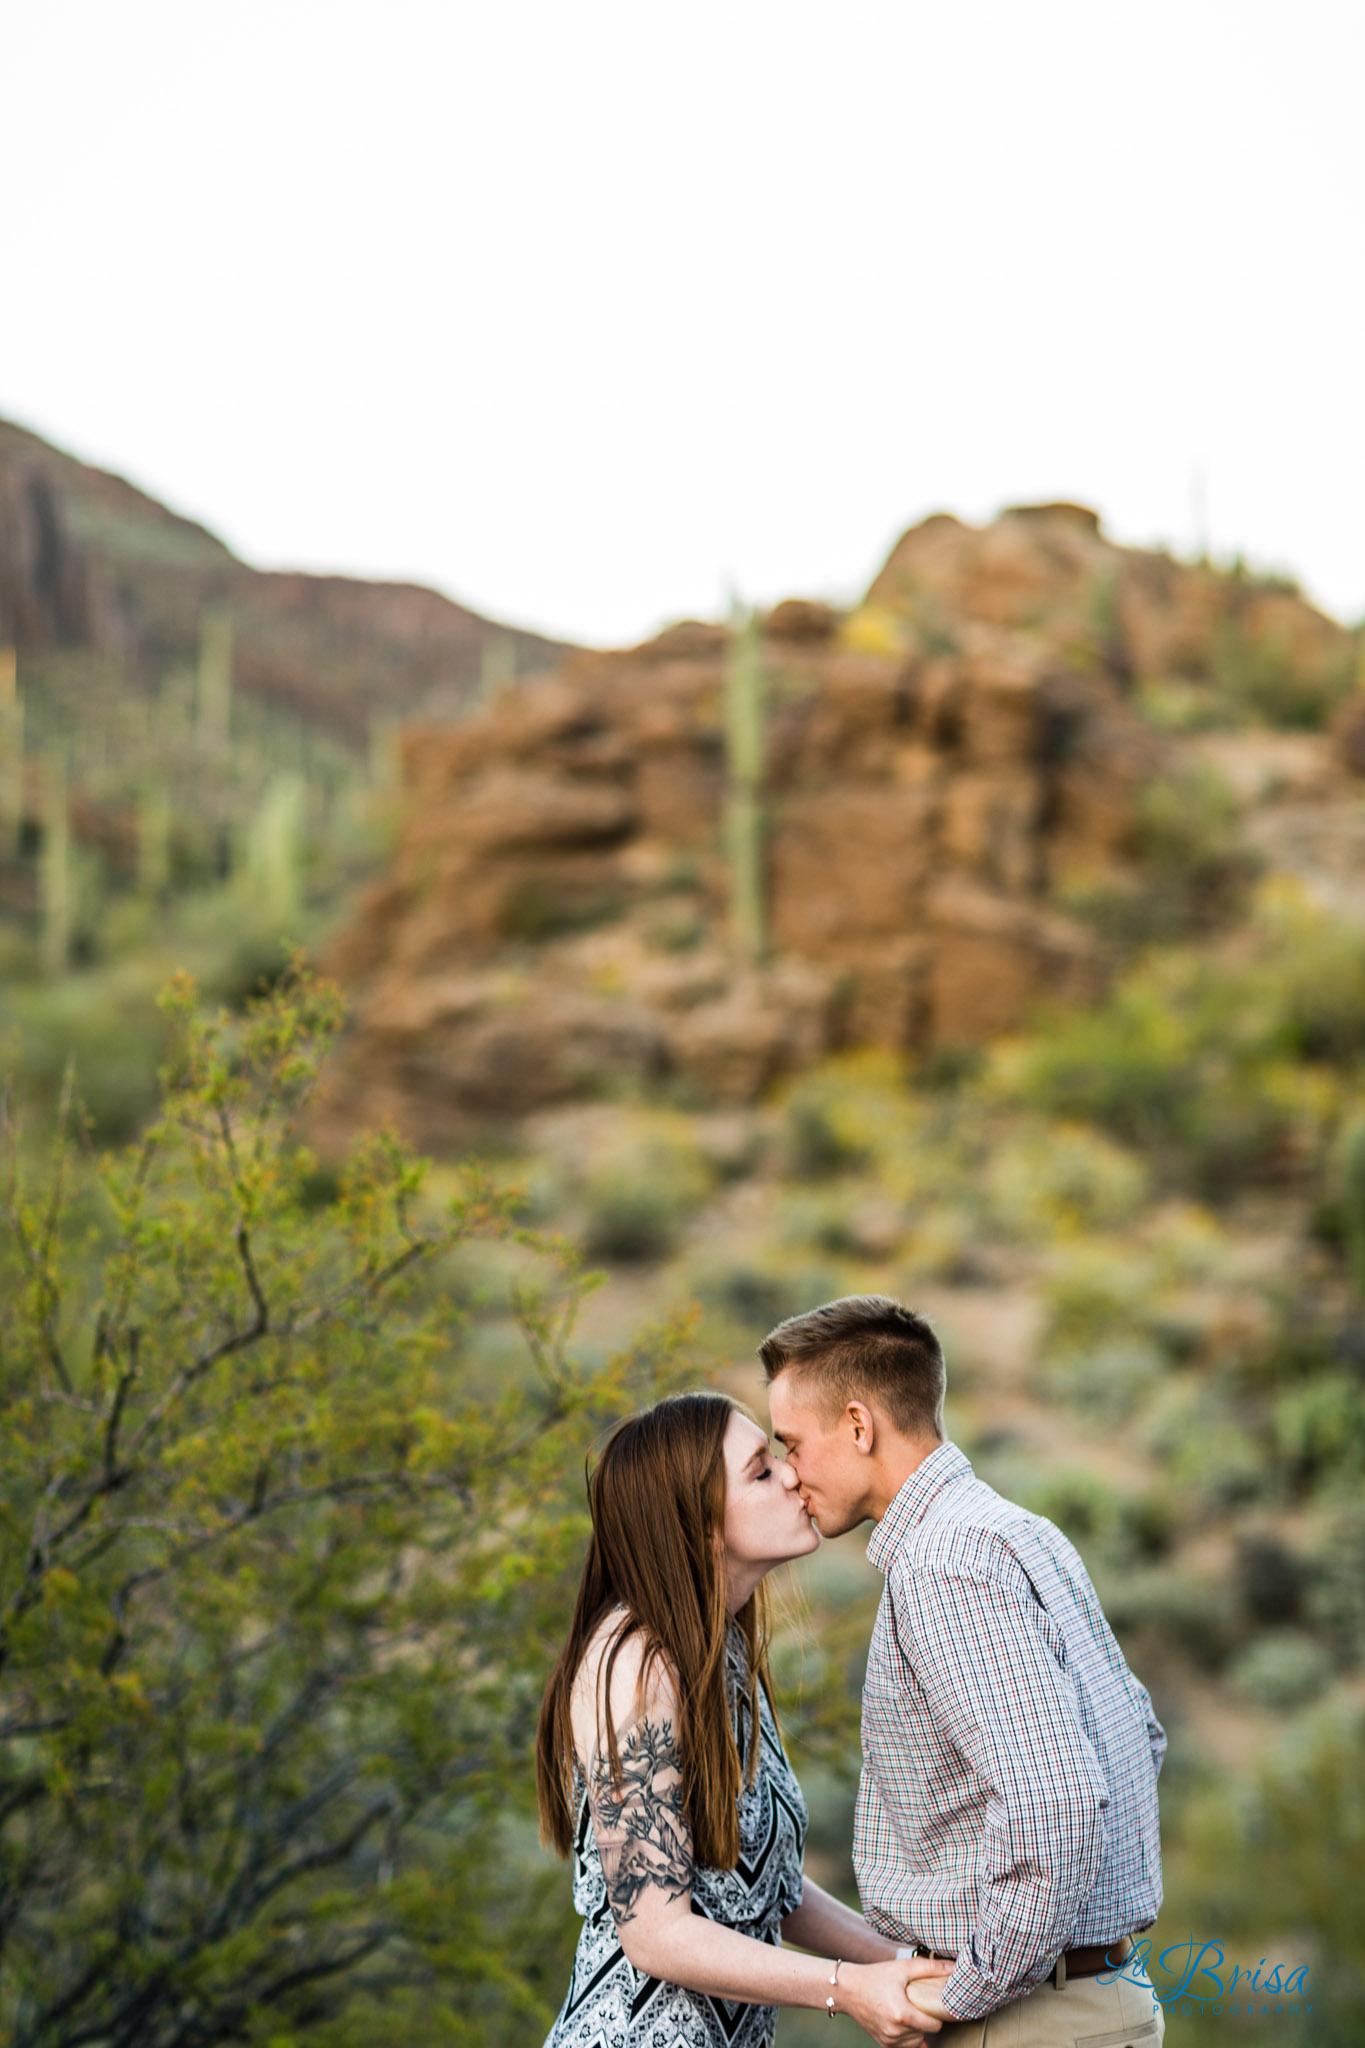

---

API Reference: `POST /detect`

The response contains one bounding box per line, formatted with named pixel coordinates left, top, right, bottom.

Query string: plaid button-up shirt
left=854, top=1442, right=1165, bottom=2022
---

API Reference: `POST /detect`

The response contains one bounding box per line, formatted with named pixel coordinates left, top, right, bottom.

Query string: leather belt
left=909, top=1934, right=1134, bottom=1990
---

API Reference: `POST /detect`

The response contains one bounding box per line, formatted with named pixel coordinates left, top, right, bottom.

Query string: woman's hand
left=839, top=1957, right=954, bottom=2045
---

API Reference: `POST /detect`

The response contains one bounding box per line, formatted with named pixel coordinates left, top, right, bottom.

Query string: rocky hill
left=320, top=503, right=1362, bottom=1150
left=0, top=416, right=569, bottom=742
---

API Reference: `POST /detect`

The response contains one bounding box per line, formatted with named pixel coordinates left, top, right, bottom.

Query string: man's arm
left=892, top=1558, right=1111, bottom=2022
left=1134, top=1676, right=1167, bottom=1778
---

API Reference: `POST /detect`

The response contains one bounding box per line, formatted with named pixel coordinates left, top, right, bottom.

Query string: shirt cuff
left=939, top=1950, right=1055, bottom=2023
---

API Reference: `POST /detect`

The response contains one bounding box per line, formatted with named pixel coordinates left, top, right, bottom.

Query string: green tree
left=0, top=966, right=687, bottom=2047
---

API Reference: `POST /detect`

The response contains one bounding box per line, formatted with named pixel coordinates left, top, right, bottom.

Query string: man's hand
left=841, top=1957, right=953, bottom=2045
left=899, top=1959, right=955, bottom=2025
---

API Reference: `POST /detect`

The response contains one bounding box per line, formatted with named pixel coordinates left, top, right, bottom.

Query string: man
left=763, top=1295, right=1165, bottom=2047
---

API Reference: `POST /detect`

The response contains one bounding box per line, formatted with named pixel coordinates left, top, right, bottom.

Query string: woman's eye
left=757, top=1463, right=772, bottom=1480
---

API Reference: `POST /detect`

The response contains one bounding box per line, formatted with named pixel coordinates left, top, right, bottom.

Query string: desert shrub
left=1118, top=1485, right=1179, bottom=1560
left=916, top=1042, right=986, bottom=1091
left=1140, top=1378, right=1275, bottom=1511
left=1235, top=1531, right=1308, bottom=1626
left=984, top=1123, right=1150, bottom=1239
left=1022, top=1468, right=1119, bottom=1541
left=1228, top=1630, right=1334, bottom=1710
left=778, top=1188, right=905, bottom=1261
left=1042, top=1335, right=1170, bottom=1423
left=1164, top=1706, right=1365, bottom=2044
left=1341, top=1118, right=1365, bottom=1297
left=1022, top=1472, right=1175, bottom=1570
left=1041, top=1242, right=1154, bottom=1347
left=998, top=944, right=1323, bottom=1197
left=1308, top=1504, right=1365, bottom=1666
left=1036, top=1239, right=1187, bottom=1419
left=580, top=1123, right=713, bottom=1260
left=897, top=1206, right=990, bottom=1284
left=783, top=1078, right=876, bottom=1177
left=693, top=1256, right=845, bottom=1334
left=1132, top=763, right=1260, bottom=932
left=1104, top=1566, right=1236, bottom=1670
left=0, top=973, right=167, bottom=1143
left=1273, top=1373, right=1365, bottom=1491
left=0, top=965, right=686, bottom=2048
left=1212, top=617, right=1355, bottom=730
left=1248, top=885, right=1365, bottom=1065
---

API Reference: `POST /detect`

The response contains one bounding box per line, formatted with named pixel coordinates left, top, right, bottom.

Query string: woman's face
left=720, top=1410, right=820, bottom=1605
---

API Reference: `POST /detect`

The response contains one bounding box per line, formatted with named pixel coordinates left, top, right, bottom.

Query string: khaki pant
left=935, top=1963, right=1165, bottom=2048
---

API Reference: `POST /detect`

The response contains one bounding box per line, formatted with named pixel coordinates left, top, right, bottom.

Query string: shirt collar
left=865, top=1440, right=973, bottom=1573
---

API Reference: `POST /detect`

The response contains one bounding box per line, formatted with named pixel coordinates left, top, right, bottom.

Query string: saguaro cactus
left=1344, top=1118, right=1365, bottom=1301
left=0, top=646, right=21, bottom=858
left=724, top=604, right=767, bottom=964
left=247, top=773, right=306, bottom=930
left=479, top=634, right=516, bottom=704
left=198, top=609, right=233, bottom=743
left=39, top=747, right=71, bottom=975
left=138, top=782, right=172, bottom=900
left=368, top=713, right=401, bottom=794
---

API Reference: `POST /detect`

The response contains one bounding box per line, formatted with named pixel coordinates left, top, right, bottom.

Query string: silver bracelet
left=825, top=1958, right=843, bottom=2020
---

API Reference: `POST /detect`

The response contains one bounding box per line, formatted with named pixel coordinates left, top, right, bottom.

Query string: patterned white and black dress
left=544, top=1634, right=808, bottom=2048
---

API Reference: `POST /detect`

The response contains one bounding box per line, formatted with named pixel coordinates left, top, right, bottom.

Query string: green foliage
left=1308, top=1504, right=1365, bottom=1666
left=782, top=1072, right=877, bottom=1178
left=982, top=1123, right=1150, bottom=1237
left=1101, top=1564, right=1236, bottom=1671
left=1211, top=617, right=1355, bottom=730
left=691, top=1256, right=845, bottom=1338
left=1163, top=1707, right=1365, bottom=2041
left=0, top=964, right=687, bottom=2048
left=1057, top=763, right=1257, bottom=946
left=1273, top=1373, right=1365, bottom=1492
left=1133, top=764, right=1259, bottom=929
left=1227, top=1630, right=1333, bottom=1710
left=579, top=1122, right=714, bottom=1261
left=994, top=891, right=1357, bottom=1197
left=1341, top=1118, right=1365, bottom=1297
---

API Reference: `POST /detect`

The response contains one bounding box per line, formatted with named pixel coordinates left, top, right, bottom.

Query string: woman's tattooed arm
left=589, top=1717, right=696, bottom=1926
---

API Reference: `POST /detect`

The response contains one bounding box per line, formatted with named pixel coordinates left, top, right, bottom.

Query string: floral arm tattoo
left=589, top=1717, right=696, bottom=1926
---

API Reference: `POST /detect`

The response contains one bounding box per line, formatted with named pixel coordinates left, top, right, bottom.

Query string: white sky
left=4, top=0, right=1363, bottom=647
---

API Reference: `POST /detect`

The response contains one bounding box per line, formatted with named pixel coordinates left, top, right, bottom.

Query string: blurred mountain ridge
left=0, top=414, right=571, bottom=742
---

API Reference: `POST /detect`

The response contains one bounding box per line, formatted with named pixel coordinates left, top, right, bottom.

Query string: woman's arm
left=782, top=1875, right=901, bottom=1963
left=576, top=1647, right=946, bottom=2045
left=782, top=1876, right=955, bottom=2014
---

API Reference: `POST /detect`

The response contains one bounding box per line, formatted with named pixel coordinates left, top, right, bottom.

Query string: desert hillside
left=0, top=415, right=569, bottom=740
left=320, top=501, right=1363, bottom=1149
left=0, top=417, right=574, bottom=1131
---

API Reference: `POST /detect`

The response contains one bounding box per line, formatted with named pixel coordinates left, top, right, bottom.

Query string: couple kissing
left=537, top=1295, right=1165, bottom=2048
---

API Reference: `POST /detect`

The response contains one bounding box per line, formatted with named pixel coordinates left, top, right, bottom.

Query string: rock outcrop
left=316, top=502, right=1359, bottom=1147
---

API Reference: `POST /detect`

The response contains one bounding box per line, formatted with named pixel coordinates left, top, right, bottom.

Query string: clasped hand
left=840, top=1955, right=955, bottom=2045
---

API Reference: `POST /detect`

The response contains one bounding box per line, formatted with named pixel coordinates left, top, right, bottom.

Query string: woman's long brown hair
left=535, top=1391, right=775, bottom=1871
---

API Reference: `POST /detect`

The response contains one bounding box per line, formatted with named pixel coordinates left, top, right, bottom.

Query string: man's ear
left=846, top=1400, right=876, bottom=1456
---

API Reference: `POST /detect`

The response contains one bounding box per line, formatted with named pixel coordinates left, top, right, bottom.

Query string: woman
left=536, top=1391, right=953, bottom=2047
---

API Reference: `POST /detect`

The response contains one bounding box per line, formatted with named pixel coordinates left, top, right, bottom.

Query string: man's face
left=767, top=1374, right=871, bottom=1538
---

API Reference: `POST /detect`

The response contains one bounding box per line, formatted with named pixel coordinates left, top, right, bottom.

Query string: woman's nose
left=779, top=1459, right=799, bottom=1490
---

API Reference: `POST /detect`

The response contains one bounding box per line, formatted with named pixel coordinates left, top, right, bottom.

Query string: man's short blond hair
left=759, top=1293, right=945, bottom=1440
